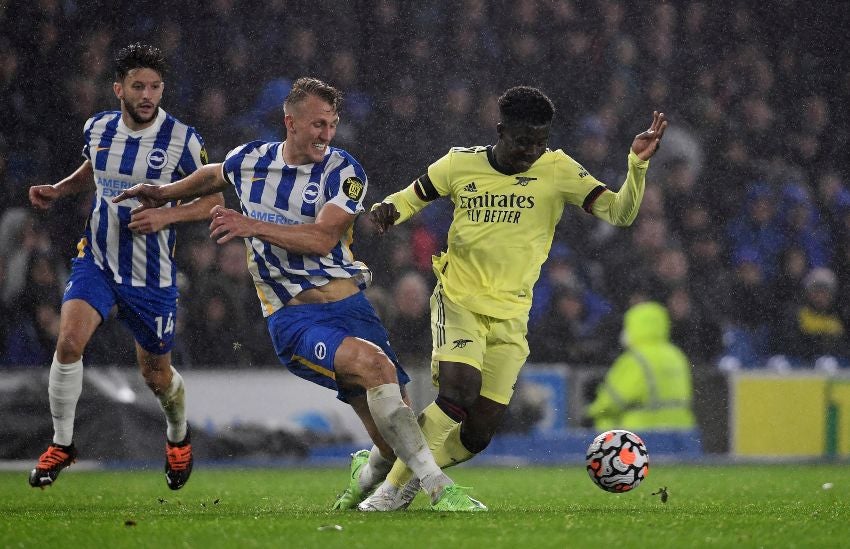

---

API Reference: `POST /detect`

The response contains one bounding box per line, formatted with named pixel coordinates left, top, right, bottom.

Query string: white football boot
left=357, top=478, right=421, bottom=511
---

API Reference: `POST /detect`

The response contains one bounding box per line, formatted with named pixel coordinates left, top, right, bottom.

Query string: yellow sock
left=386, top=402, right=458, bottom=487
left=433, top=423, right=475, bottom=468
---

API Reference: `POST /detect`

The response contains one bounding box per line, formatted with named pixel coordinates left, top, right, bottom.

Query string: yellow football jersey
left=381, top=146, right=648, bottom=319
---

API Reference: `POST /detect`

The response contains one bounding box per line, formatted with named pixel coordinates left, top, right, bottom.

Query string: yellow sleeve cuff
left=628, top=150, right=649, bottom=169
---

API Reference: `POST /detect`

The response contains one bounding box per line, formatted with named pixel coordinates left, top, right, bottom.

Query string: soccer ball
left=585, top=429, right=649, bottom=492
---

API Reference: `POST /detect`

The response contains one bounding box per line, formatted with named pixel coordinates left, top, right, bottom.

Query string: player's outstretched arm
left=29, top=161, right=95, bottom=210
left=209, top=202, right=354, bottom=256
left=630, top=111, right=667, bottom=161
left=127, top=193, right=225, bottom=234
left=113, top=163, right=228, bottom=214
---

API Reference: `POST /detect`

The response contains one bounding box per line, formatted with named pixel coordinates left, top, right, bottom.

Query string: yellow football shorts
left=430, top=283, right=530, bottom=405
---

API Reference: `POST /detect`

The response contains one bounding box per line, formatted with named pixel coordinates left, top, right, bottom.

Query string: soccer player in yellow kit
left=357, top=86, right=667, bottom=510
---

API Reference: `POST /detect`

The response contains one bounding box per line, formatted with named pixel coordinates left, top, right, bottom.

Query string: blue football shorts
left=266, top=290, right=410, bottom=402
left=63, top=257, right=178, bottom=355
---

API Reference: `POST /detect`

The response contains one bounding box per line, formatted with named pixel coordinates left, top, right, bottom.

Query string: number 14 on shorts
left=155, top=313, right=175, bottom=338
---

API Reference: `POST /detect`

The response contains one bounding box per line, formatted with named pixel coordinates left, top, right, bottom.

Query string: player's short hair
left=498, top=86, right=555, bottom=127
left=284, top=77, right=343, bottom=114
left=114, top=43, right=167, bottom=81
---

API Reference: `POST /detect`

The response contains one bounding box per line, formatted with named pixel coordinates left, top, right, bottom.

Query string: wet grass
left=1, top=464, right=848, bottom=548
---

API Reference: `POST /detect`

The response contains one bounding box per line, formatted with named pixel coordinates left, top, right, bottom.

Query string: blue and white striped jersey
left=79, top=108, right=206, bottom=288
left=222, top=141, right=372, bottom=316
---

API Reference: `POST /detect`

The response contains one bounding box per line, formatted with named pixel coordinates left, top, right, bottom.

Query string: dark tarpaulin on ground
left=0, top=369, right=326, bottom=462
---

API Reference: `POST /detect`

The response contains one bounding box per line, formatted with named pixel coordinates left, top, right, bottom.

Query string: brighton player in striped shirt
left=361, top=86, right=667, bottom=510
left=115, top=77, right=484, bottom=511
left=27, top=43, right=223, bottom=490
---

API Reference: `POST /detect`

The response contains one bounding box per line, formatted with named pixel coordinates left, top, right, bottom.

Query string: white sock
left=366, top=384, right=451, bottom=500
left=48, top=353, right=84, bottom=447
left=358, top=444, right=394, bottom=492
left=157, top=366, right=187, bottom=443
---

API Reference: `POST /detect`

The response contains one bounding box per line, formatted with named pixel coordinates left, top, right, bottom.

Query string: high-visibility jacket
left=587, top=302, right=696, bottom=431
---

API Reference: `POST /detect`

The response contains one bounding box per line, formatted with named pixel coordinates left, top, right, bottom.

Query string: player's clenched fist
left=29, top=185, right=61, bottom=209
left=369, top=202, right=400, bottom=234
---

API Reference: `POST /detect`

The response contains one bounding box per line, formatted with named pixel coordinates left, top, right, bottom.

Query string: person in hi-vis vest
left=587, top=301, right=696, bottom=431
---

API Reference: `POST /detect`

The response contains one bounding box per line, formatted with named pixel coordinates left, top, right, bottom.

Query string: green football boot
left=332, top=449, right=371, bottom=510
left=430, top=484, right=488, bottom=512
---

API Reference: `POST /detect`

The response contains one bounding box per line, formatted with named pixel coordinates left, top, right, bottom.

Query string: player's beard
left=125, top=101, right=159, bottom=125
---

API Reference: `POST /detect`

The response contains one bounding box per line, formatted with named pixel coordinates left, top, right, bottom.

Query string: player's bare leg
left=138, top=346, right=191, bottom=489
left=29, top=300, right=100, bottom=488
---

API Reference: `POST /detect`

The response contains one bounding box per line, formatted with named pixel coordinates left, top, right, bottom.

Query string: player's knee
left=460, top=424, right=497, bottom=454
left=363, top=348, right=396, bottom=386
left=340, top=342, right=396, bottom=389
left=459, top=402, right=507, bottom=453
left=141, top=367, right=171, bottom=394
left=56, top=335, right=86, bottom=363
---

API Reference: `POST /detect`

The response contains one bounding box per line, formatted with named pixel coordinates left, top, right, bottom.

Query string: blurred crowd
left=2, top=0, right=849, bottom=371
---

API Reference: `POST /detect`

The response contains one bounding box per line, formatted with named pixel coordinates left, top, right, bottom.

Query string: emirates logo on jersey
left=146, top=148, right=169, bottom=170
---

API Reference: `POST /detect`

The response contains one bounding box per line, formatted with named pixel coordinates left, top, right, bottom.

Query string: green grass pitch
left=1, top=464, right=848, bottom=548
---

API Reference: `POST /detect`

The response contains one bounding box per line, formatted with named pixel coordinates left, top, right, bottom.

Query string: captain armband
left=582, top=184, right=608, bottom=214
left=413, top=174, right=440, bottom=202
